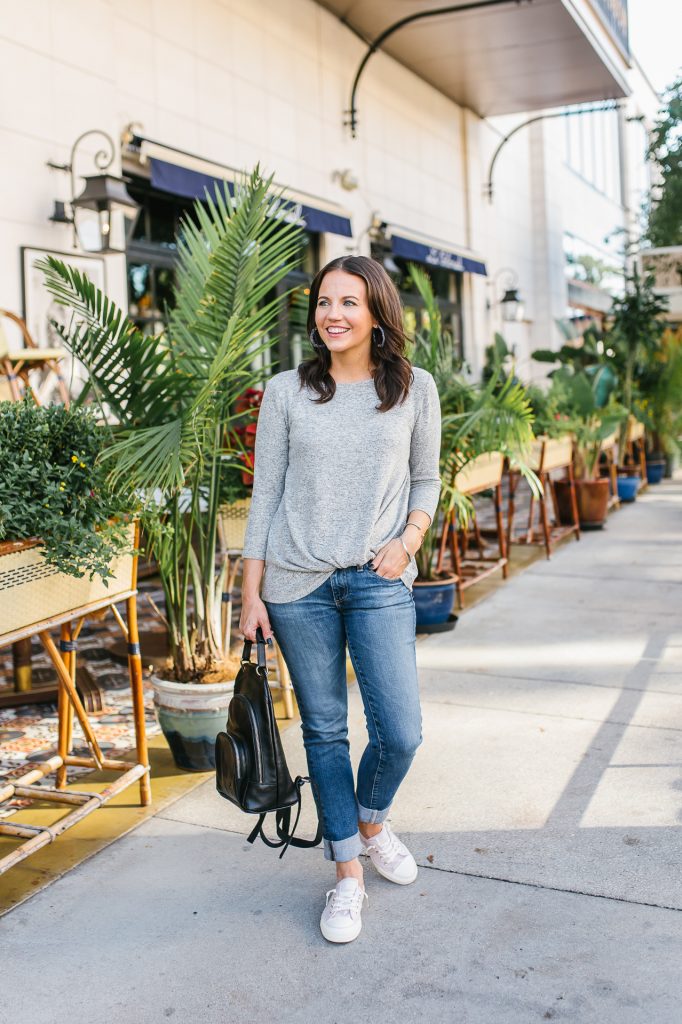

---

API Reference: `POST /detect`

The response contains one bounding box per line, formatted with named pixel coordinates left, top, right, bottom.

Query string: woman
left=240, top=255, right=441, bottom=944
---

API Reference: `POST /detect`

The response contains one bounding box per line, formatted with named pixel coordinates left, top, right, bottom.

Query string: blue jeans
left=263, top=559, right=422, bottom=862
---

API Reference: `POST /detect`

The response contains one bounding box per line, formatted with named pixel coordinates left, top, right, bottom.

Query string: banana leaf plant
left=405, top=264, right=539, bottom=581
left=38, top=167, right=304, bottom=681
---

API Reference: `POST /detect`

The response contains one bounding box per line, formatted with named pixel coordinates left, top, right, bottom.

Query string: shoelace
left=325, top=885, right=368, bottom=918
left=364, top=825, right=407, bottom=867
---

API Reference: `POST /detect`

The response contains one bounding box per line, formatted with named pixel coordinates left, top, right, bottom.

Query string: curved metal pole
left=484, top=102, right=620, bottom=202
left=344, top=0, right=531, bottom=138
left=68, top=129, right=116, bottom=210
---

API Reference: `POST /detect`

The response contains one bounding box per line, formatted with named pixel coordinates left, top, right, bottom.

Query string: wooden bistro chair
left=0, top=309, right=70, bottom=407
left=436, top=452, right=508, bottom=609
left=507, top=436, right=580, bottom=559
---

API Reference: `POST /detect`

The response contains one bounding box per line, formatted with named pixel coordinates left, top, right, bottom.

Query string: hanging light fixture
left=487, top=268, right=526, bottom=322
left=48, top=129, right=140, bottom=254
left=500, top=285, right=525, bottom=322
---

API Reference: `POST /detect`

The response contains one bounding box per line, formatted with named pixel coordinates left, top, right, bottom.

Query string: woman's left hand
left=371, top=537, right=414, bottom=579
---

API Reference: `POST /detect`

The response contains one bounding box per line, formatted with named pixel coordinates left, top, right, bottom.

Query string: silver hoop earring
left=373, top=325, right=386, bottom=348
left=309, top=327, right=326, bottom=350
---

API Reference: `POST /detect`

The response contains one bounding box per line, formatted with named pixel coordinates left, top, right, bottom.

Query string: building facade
left=0, top=0, right=657, bottom=385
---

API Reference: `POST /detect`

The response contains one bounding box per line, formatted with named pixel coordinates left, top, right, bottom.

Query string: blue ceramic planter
left=617, top=475, right=639, bottom=502
left=413, top=579, right=457, bottom=628
left=152, top=676, right=235, bottom=771
left=646, top=460, right=665, bottom=485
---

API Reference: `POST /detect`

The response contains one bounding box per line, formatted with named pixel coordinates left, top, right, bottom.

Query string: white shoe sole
left=361, top=848, right=418, bottom=885
left=320, top=917, right=363, bottom=943
left=371, top=858, right=418, bottom=885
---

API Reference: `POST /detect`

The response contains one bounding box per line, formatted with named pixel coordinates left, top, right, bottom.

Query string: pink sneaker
left=320, top=877, right=368, bottom=943
left=360, top=822, right=418, bottom=884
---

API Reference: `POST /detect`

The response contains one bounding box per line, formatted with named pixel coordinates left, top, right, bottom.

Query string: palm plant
left=39, top=168, right=304, bottom=681
left=405, top=264, right=538, bottom=580
left=547, top=367, right=625, bottom=479
left=637, top=326, right=682, bottom=458
left=607, top=266, right=668, bottom=461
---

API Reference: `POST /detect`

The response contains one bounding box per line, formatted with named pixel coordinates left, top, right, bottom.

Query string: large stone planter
left=151, top=675, right=236, bottom=772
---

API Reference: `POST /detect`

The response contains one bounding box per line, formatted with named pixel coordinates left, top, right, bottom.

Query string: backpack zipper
left=226, top=733, right=244, bottom=779
left=234, top=694, right=264, bottom=784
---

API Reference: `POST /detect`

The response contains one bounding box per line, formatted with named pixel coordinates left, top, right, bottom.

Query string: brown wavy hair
left=297, top=255, right=414, bottom=411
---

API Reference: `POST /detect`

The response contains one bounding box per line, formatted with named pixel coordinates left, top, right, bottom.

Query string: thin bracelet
left=404, top=522, right=425, bottom=536
left=399, top=537, right=412, bottom=561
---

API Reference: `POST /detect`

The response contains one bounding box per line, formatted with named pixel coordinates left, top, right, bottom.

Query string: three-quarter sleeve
left=407, top=372, right=442, bottom=525
left=241, top=377, right=289, bottom=559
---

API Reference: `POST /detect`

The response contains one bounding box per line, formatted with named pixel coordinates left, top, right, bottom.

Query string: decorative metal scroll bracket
left=343, top=0, right=532, bottom=139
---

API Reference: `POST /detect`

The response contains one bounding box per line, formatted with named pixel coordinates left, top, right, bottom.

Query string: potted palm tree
left=608, top=265, right=668, bottom=470
left=549, top=367, right=626, bottom=527
left=39, top=168, right=304, bottom=771
left=406, top=266, right=538, bottom=628
left=636, top=327, right=682, bottom=482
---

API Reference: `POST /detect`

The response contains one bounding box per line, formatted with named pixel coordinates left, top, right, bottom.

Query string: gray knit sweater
left=242, top=366, right=442, bottom=603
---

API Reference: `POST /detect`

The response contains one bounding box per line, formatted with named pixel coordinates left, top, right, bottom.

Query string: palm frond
left=37, top=256, right=178, bottom=428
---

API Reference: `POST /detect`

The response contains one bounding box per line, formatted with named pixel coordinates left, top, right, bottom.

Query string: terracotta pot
left=555, top=478, right=610, bottom=529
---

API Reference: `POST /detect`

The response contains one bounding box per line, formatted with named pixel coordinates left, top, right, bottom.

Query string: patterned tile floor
left=0, top=579, right=169, bottom=816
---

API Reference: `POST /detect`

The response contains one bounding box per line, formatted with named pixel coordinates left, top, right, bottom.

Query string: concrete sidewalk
left=5, top=482, right=682, bottom=1023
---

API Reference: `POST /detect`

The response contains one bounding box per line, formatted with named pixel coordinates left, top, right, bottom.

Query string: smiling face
left=314, top=269, right=377, bottom=359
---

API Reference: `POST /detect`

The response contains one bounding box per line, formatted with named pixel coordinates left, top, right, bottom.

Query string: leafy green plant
left=637, top=326, right=682, bottom=457
left=607, top=265, right=668, bottom=460
left=406, top=263, right=538, bottom=580
left=39, top=167, right=304, bottom=681
left=0, top=400, right=132, bottom=579
left=547, top=368, right=625, bottom=480
left=646, top=73, right=682, bottom=248
left=524, top=383, right=570, bottom=439
left=533, top=322, right=611, bottom=376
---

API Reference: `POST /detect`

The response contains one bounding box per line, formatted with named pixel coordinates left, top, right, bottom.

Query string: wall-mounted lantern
left=488, top=268, right=526, bottom=322
left=48, top=129, right=140, bottom=254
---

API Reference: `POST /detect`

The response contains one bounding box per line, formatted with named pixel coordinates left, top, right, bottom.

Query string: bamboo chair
left=0, top=523, right=151, bottom=875
left=436, top=452, right=508, bottom=609
left=0, top=309, right=69, bottom=407
left=507, top=437, right=580, bottom=558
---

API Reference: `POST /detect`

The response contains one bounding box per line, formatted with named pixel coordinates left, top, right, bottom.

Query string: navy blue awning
left=391, top=233, right=487, bottom=276
left=150, top=158, right=353, bottom=237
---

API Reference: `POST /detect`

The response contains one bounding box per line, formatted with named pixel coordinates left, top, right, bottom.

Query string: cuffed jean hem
left=323, top=831, right=365, bottom=862
left=357, top=800, right=392, bottom=825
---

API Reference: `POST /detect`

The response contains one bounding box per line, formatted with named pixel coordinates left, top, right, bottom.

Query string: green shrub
left=0, top=400, right=133, bottom=580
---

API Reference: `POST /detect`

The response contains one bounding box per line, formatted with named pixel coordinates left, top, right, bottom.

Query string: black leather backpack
left=215, top=626, right=322, bottom=858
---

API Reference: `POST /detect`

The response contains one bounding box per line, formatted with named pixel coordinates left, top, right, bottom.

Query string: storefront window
left=125, top=174, right=320, bottom=350
left=371, top=246, right=464, bottom=363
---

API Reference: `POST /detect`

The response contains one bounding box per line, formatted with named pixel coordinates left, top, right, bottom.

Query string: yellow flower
left=71, top=455, right=78, bottom=462
left=79, top=462, right=86, bottom=469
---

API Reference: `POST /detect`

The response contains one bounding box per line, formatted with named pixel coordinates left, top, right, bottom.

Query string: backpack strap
left=246, top=777, right=323, bottom=860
